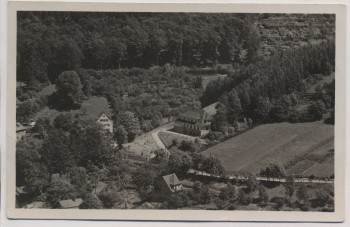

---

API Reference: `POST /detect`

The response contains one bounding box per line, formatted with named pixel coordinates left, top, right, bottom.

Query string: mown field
left=202, top=121, right=334, bottom=178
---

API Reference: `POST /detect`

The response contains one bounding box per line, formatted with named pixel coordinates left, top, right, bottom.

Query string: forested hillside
left=205, top=39, right=335, bottom=136
left=17, top=12, right=334, bottom=89
left=256, top=14, right=335, bottom=59
left=17, top=12, right=261, bottom=88
left=17, top=12, right=335, bottom=133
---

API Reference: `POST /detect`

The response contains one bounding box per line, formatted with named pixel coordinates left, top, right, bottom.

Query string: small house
left=96, top=113, right=113, bottom=133
left=152, top=173, right=183, bottom=201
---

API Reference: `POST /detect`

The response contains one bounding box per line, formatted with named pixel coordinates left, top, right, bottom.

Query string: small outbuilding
left=152, top=173, right=183, bottom=201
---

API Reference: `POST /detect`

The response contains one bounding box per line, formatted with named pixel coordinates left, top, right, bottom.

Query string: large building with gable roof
left=173, top=107, right=213, bottom=136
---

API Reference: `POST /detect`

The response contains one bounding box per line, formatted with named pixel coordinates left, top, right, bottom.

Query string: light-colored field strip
left=188, top=169, right=334, bottom=184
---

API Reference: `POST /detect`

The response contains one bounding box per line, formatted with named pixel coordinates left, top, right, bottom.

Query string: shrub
left=313, top=189, right=330, bottom=207
left=238, top=190, right=252, bottom=206
left=219, top=183, right=237, bottom=201
left=98, top=187, right=122, bottom=208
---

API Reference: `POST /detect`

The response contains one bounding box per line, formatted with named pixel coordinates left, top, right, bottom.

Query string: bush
left=300, top=202, right=310, bottom=211
left=80, top=194, right=103, bottom=209
left=219, top=183, right=237, bottom=201
left=313, top=189, right=330, bottom=207
left=167, top=192, right=191, bottom=209
left=200, top=157, right=225, bottom=176
left=238, top=190, right=252, bottom=206
left=180, top=140, right=193, bottom=151
left=213, top=197, right=225, bottom=209
left=273, top=197, right=286, bottom=210
left=308, top=101, right=326, bottom=121
left=98, top=187, right=122, bottom=208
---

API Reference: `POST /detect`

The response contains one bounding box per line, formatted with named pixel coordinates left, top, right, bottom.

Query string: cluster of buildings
left=17, top=104, right=215, bottom=207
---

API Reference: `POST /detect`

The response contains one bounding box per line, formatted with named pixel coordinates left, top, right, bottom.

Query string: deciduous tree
left=55, top=70, right=84, bottom=107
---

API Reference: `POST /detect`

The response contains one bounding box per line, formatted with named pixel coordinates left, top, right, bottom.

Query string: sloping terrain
left=257, top=14, right=335, bottom=59
left=34, top=96, right=112, bottom=122
left=202, top=121, right=334, bottom=176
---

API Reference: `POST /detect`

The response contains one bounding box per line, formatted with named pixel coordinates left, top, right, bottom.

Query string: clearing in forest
left=34, top=95, right=112, bottom=122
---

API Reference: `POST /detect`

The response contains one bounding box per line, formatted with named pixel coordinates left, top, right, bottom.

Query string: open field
left=34, top=96, right=112, bottom=122
left=202, top=121, right=334, bottom=177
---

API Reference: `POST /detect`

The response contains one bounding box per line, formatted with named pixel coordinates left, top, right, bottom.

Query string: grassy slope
left=34, top=95, right=112, bottom=122
left=201, top=74, right=228, bottom=90
left=201, top=121, right=334, bottom=176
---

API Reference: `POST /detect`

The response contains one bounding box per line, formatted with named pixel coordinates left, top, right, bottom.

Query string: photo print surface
left=7, top=2, right=346, bottom=222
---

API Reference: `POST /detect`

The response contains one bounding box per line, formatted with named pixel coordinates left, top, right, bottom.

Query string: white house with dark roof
left=96, top=113, right=113, bottom=133
left=152, top=173, right=183, bottom=201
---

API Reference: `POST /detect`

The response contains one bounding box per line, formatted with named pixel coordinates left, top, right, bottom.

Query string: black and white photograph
left=6, top=1, right=347, bottom=222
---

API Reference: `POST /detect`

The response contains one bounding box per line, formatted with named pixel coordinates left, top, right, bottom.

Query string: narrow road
left=150, top=122, right=174, bottom=159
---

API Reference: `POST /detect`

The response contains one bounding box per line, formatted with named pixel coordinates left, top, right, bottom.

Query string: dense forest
left=17, top=12, right=263, bottom=88
left=203, top=40, right=335, bottom=132
left=17, top=12, right=335, bottom=133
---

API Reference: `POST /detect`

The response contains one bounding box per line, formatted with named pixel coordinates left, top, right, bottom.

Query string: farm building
left=152, top=173, right=183, bottom=201
left=16, top=122, right=27, bottom=141
left=173, top=107, right=213, bottom=136
left=96, top=113, right=113, bottom=133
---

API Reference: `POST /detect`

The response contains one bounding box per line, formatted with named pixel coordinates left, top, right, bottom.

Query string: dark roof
left=162, top=173, right=181, bottom=192
left=202, top=102, right=218, bottom=116
left=96, top=113, right=111, bottom=120
left=179, top=108, right=209, bottom=120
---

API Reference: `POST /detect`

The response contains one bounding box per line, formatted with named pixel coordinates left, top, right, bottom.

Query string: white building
left=96, top=113, right=113, bottom=133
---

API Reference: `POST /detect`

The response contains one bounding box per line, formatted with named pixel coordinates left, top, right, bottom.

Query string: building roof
left=59, top=198, right=83, bottom=208
left=202, top=102, right=218, bottom=116
left=162, top=173, right=181, bottom=192
left=16, top=122, right=27, bottom=132
left=97, top=113, right=111, bottom=120
left=179, top=108, right=209, bottom=120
